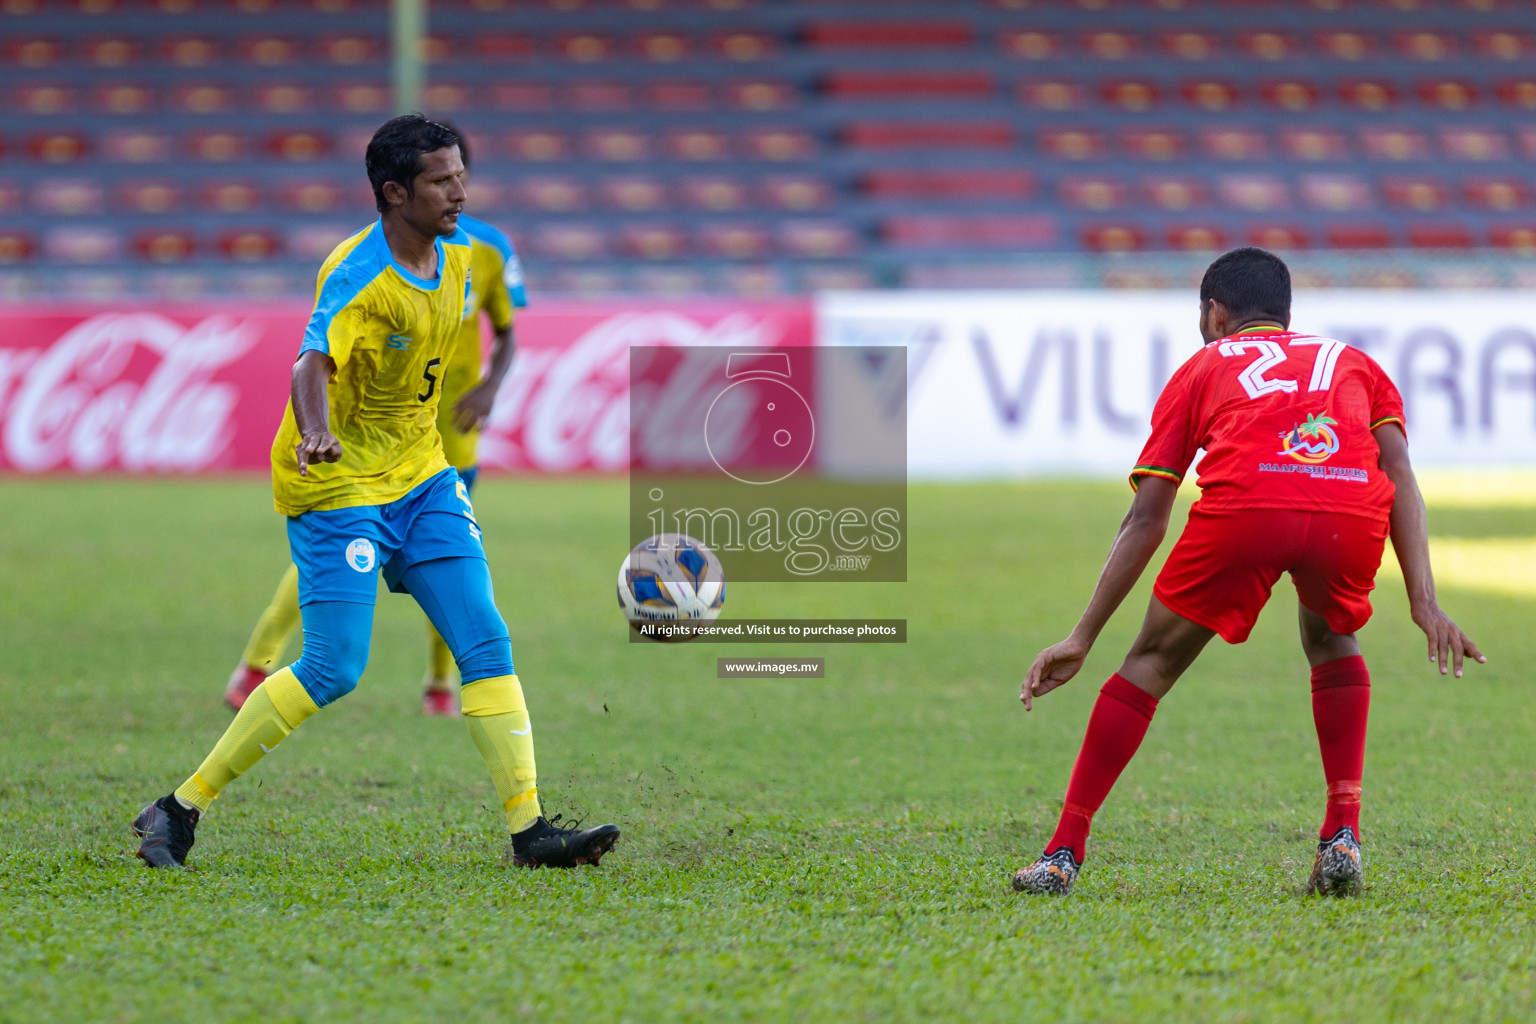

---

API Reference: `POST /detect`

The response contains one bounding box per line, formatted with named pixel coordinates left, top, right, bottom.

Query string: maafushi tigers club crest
left=1278, top=413, right=1341, bottom=464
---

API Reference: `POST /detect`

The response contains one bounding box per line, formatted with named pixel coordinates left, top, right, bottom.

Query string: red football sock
left=1046, top=673, right=1159, bottom=863
left=1310, top=655, right=1370, bottom=840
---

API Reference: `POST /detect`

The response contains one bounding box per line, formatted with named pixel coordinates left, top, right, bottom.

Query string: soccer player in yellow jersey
left=134, top=116, right=620, bottom=870
left=223, top=125, right=527, bottom=717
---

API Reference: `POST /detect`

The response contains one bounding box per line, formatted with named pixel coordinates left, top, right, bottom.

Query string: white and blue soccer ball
left=617, top=533, right=725, bottom=627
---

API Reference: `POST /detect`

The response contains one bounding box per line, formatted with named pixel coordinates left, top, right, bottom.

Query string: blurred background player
left=136, top=114, right=619, bottom=871
left=1012, top=248, right=1484, bottom=898
left=223, top=122, right=526, bottom=718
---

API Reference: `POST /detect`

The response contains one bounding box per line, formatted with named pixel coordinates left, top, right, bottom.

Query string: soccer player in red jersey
left=1012, top=248, right=1484, bottom=896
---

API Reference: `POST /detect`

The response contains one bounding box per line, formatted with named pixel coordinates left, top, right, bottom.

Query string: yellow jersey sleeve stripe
left=1129, top=465, right=1184, bottom=491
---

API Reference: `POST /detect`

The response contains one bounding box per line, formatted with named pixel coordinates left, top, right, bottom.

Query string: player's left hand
left=1021, top=635, right=1091, bottom=712
left=452, top=382, right=497, bottom=433
left=1411, top=601, right=1486, bottom=678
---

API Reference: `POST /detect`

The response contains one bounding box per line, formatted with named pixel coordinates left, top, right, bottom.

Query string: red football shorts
left=1154, top=506, right=1390, bottom=644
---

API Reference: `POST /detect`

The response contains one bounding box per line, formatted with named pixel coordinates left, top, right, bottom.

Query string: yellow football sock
left=461, top=674, right=541, bottom=832
left=174, top=668, right=319, bottom=812
left=242, top=565, right=303, bottom=671
left=426, top=619, right=455, bottom=682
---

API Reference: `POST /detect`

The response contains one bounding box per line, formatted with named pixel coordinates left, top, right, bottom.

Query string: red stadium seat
left=1166, top=225, right=1227, bottom=251
left=1359, top=127, right=1429, bottom=161
left=886, top=214, right=1057, bottom=249
left=1441, top=128, right=1509, bottom=161
left=535, top=224, right=608, bottom=262
left=330, top=82, right=390, bottom=114
left=1121, top=128, right=1184, bottom=161
left=1326, top=224, right=1394, bottom=248
left=267, top=130, right=330, bottom=162
left=1038, top=128, right=1105, bottom=160
left=47, top=226, right=122, bottom=264
left=0, top=231, right=36, bottom=264
left=1463, top=177, right=1530, bottom=210
left=200, top=180, right=262, bottom=213
left=474, top=34, right=537, bottom=61
left=806, top=21, right=974, bottom=50
left=1219, top=175, right=1291, bottom=211
left=0, top=181, right=20, bottom=214
left=1247, top=225, right=1310, bottom=250
left=240, top=36, right=298, bottom=67
left=37, top=179, right=104, bottom=216
left=422, top=35, right=454, bottom=64
left=17, top=84, right=74, bottom=115
left=120, top=180, right=181, bottom=215
left=1473, top=30, right=1532, bottom=61
left=1181, top=79, right=1242, bottom=112
left=1101, top=80, right=1160, bottom=111
left=823, top=71, right=996, bottom=100
left=5, top=37, right=60, bottom=68
left=1302, top=174, right=1374, bottom=211
left=1080, top=224, right=1145, bottom=252
left=1316, top=31, right=1377, bottom=62
left=1160, top=30, right=1219, bottom=61
left=1059, top=177, right=1126, bottom=210
left=26, top=130, right=89, bottom=163
left=1239, top=31, right=1294, bottom=61
left=133, top=229, right=197, bottom=263
left=1260, top=80, right=1320, bottom=112
left=1383, top=177, right=1450, bottom=211
left=172, top=84, right=232, bottom=115
left=741, top=128, right=817, bottom=161
left=1081, top=30, right=1139, bottom=60
left=1418, top=80, right=1478, bottom=110
left=77, top=0, right=124, bottom=14
left=281, top=180, right=345, bottom=213
left=998, top=30, right=1063, bottom=60
left=1394, top=31, right=1456, bottom=61
left=1489, top=225, right=1536, bottom=251
left=228, top=0, right=278, bottom=12
left=94, top=84, right=156, bottom=115
left=187, top=130, right=248, bottom=162
left=422, top=82, right=470, bottom=112
left=599, top=176, right=669, bottom=211
left=83, top=36, right=140, bottom=68
left=0, top=0, right=41, bottom=13
left=255, top=85, right=314, bottom=115
left=319, top=35, right=382, bottom=66
left=1142, top=176, right=1209, bottom=210
left=646, top=80, right=713, bottom=110
left=861, top=168, right=1034, bottom=200
left=558, top=33, right=613, bottom=63
left=1338, top=80, right=1398, bottom=111
left=568, top=81, right=633, bottom=111
left=844, top=121, right=1014, bottom=151
left=1519, top=126, right=1536, bottom=158
left=507, top=130, right=570, bottom=161
left=667, top=128, right=731, bottom=161
left=759, top=175, right=832, bottom=211
left=486, top=82, right=554, bottom=111
left=218, top=229, right=283, bottom=262
left=1017, top=80, right=1086, bottom=111
left=1495, top=78, right=1536, bottom=110
left=515, top=176, right=588, bottom=213
left=727, top=79, right=797, bottom=111
left=710, top=31, right=776, bottom=62
left=585, top=128, right=649, bottom=162
left=633, top=31, right=691, bottom=63
left=288, top=224, right=356, bottom=263
left=779, top=219, right=860, bottom=258
left=1282, top=128, right=1349, bottom=162
left=1407, top=224, right=1474, bottom=248
left=103, top=130, right=172, bottom=163
left=1200, top=127, right=1267, bottom=160
left=681, top=176, right=748, bottom=211
left=618, top=224, right=688, bottom=260
left=162, top=36, right=220, bottom=68
left=697, top=223, right=771, bottom=260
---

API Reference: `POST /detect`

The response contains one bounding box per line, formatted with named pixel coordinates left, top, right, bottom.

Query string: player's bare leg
left=1298, top=603, right=1367, bottom=895
left=1015, top=599, right=1215, bottom=894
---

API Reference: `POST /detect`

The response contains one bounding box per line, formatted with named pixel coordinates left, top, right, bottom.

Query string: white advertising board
left=818, top=291, right=1536, bottom=478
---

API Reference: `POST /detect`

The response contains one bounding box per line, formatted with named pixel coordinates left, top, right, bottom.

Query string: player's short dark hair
left=365, top=113, right=460, bottom=214
left=1199, top=247, right=1291, bottom=325
left=433, top=119, right=470, bottom=171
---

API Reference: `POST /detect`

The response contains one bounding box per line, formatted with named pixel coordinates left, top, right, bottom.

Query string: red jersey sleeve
left=1131, top=356, right=1203, bottom=491
left=1366, top=357, right=1406, bottom=436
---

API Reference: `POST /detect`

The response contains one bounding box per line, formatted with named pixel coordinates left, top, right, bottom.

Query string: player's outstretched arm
left=292, top=350, right=343, bottom=477
left=1374, top=423, right=1485, bottom=678
left=453, top=323, right=515, bottom=433
left=1022, top=476, right=1179, bottom=710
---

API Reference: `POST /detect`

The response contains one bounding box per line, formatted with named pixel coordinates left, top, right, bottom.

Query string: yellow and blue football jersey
left=271, top=219, right=474, bottom=516
left=437, top=214, right=527, bottom=471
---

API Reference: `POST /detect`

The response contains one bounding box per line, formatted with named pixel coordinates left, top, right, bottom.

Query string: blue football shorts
left=287, top=467, right=486, bottom=605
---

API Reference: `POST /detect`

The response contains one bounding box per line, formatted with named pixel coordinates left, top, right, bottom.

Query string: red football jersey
left=1132, top=327, right=1406, bottom=522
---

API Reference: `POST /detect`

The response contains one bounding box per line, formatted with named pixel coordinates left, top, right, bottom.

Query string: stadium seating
left=2, top=0, right=1536, bottom=294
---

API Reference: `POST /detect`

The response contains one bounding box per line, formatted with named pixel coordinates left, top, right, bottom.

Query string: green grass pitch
left=1, top=477, right=1532, bottom=1023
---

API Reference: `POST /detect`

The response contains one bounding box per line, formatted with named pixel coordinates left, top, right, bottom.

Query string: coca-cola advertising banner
left=0, top=301, right=813, bottom=474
